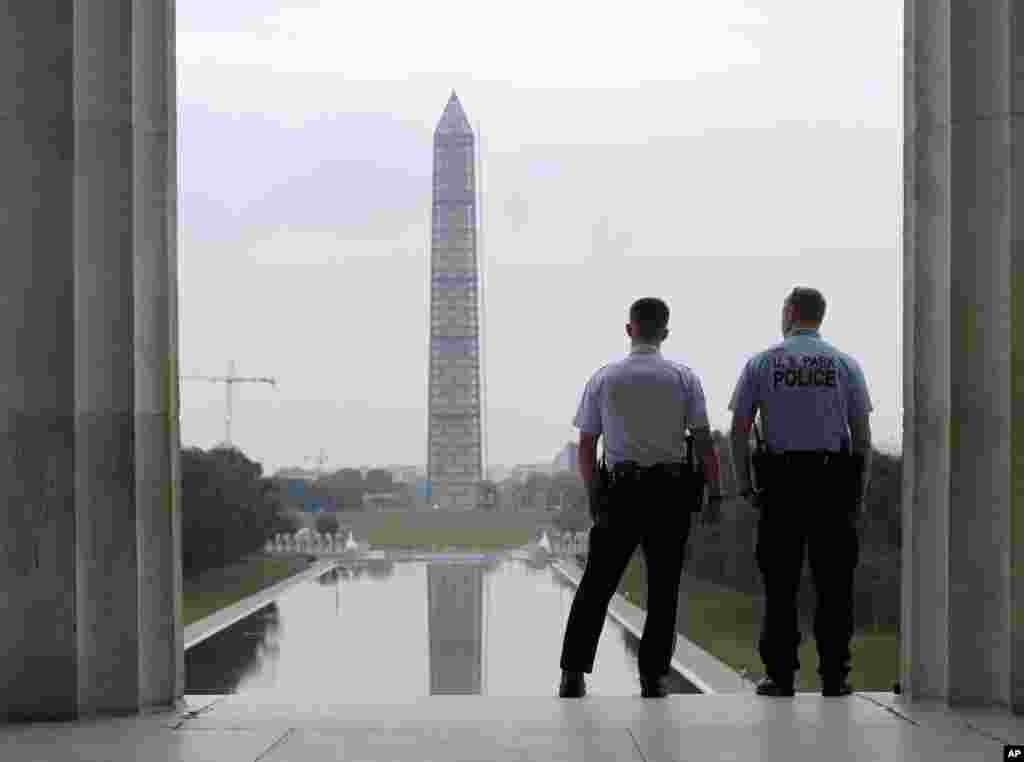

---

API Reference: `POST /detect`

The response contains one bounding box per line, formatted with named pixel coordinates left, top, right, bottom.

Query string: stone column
left=0, top=1, right=78, bottom=723
left=904, top=0, right=1023, bottom=712
left=165, top=0, right=184, bottom=710
left=0, top=1, right=180, bottom=721
left=133, top=0, right=183, bottom=713
left=74, top=0, right=141, bottom=716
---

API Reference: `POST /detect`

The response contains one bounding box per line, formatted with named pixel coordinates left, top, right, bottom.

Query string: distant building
left=362, top=492, right=407, bottom=510
left=414, top=477, right=430, bottom=499
left=388, top=466, right=421, bottom=484
left=273, top=466, right=318, bottom=482
left=274, top=477, right=338, bottom=513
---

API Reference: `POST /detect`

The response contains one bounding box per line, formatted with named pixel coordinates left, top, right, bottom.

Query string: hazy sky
left=177, top=0, right=903, bottom=475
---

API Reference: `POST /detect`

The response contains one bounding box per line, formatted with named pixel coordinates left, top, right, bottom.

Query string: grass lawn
left=360, top=511, right=536, bottom=549
left=615, top=551, right=900, bottom=692
left=182, top=555, right=317, bottom=626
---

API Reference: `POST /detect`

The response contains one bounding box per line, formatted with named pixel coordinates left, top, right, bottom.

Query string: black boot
left=755, top=677, right=795, bottom=697
left=639, top=674, right=669, bottom=698
left=821, top=677, right=853, bottom=697
left=558, top=670, right=586, bottom=698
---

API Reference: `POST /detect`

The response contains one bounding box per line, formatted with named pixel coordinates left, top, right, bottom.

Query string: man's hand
left=701, top=494, right=724, bottom=526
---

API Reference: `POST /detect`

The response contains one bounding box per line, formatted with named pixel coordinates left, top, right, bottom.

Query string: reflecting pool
left=186, top=554, right=699, bottom=698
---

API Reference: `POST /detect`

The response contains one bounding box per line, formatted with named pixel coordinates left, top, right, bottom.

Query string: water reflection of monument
left=426, top=562, right=489, bottom=694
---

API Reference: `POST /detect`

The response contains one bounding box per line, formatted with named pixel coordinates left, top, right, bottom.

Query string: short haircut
left=629, top=297, right=670, bottom=342
left=786, top=287, right=826, bottom=324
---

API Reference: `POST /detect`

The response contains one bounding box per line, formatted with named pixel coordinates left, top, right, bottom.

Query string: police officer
left=728, top=287, right=872, bottom=698
left=558, top=297, right=724, bottom=699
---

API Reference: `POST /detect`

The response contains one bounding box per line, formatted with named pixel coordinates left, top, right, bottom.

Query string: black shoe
left=821, top=679, right=853, bottom=697
left=558, top=671, right=586, bottom=698
left=755, top=677, right=795, bottom=697
left=639, top=675, right=669, bottom=698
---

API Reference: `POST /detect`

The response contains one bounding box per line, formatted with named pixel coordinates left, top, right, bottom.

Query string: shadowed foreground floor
left=1, top=692, right=1018, bottom=761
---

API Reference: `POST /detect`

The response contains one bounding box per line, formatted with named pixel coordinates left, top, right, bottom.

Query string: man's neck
left=630, top=341, right=661, bottom=351
left=787, top=323, right=820, bottom=336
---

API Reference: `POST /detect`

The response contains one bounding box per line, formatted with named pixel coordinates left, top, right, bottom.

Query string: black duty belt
left=611, top=461, right=688, bottom=479
left=769, top=450, right=848, bottom=465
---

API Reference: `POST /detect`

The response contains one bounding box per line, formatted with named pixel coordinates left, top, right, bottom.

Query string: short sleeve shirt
left=728, top=328, right=872, bottom=452
left=573, top=344, right=710, bottom=467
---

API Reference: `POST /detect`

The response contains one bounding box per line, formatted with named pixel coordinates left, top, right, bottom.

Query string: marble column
left=132, top=0, right=182, bottom=714
left=0, top=1, right=78, bottom=723
left=904, top=0, right=1023, bottom=712
left=0, top=1, right=181, bottom=721
left=74, top=0, right=141, bottom=716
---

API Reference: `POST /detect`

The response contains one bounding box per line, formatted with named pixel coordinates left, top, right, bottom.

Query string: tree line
left=181, top=446, right=300, bottom=578
left=182, top=450, right=432, bottom=576
left=273, top=467, right=411, bottom=512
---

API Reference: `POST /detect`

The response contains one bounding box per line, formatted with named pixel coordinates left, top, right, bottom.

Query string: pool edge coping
left=184, top=558, right=341, bottom=649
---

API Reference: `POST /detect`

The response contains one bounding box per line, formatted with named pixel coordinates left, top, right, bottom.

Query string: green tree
left=365, top=468, right=394, bottom=494
left=383, top=481, right=414, bottom=508
left=323, top=468, right=366, bottom=510
left=181, top=445, right=294, bottom=578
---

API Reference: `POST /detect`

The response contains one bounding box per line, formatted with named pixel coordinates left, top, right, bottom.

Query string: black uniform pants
left=559, top=467, right=694, bottom=678
left=755, top=454, right=860, bottom=684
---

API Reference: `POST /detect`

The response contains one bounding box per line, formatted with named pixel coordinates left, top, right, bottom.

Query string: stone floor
left=1, top=691, right=1019, bottom=761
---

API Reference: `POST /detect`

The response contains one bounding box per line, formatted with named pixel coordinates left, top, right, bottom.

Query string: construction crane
left=182, top=360, right=278, bottom=448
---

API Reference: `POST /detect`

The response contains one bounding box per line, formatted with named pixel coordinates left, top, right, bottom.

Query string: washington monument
left=427, top=92, right=484, bottom=510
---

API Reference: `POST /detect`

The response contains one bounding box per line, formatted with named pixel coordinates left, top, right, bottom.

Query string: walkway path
left=3, top=691, right=1015, bottom=761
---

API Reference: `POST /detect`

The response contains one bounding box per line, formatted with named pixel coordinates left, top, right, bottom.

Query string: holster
left=749, top=417, right=771, bottom=496
left=683, top=432, right=707, bottom=513
left=591, top=444, right=614, bottom=528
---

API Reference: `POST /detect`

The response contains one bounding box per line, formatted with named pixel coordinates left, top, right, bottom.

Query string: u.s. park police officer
left=558, top=297, right=724, bottom=699
left=728, top=287, right=872, bottom=698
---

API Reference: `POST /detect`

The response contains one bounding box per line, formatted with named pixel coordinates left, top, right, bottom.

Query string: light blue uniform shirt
left=573, top=344, right=710, bottom=467
left=728, top=328, right=872, bottom=452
